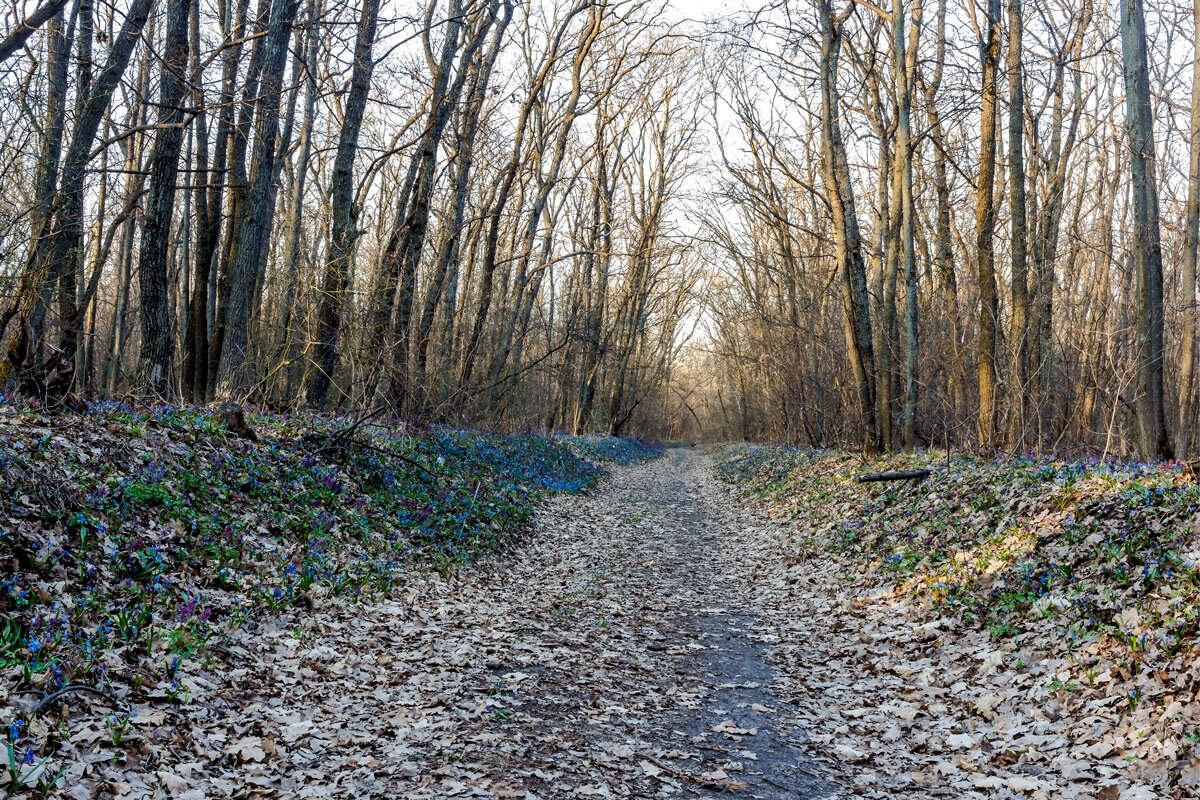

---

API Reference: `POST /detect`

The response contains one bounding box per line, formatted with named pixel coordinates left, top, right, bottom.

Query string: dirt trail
left=119, top=450, right=845, bottom=799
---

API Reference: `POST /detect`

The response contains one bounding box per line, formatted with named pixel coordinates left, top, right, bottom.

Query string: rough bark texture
left=1120, top=0, right=1172, bottom=460
left=137, top=0, right=192, bottom=397
left=0, top=0, right=69, bottom=63
left=1006, top=0, right=1029, bottom=449
left=305, top=0, right=380, bottom=408
left=818, top=0, right=879, bottom=454
left=976, top=0, right=1001, bottom=448
left=3, top=0, right=153, bottom=398
left=213, top=0, right=301, bottom=400
left=1179, top=0, right=1200, bottom=456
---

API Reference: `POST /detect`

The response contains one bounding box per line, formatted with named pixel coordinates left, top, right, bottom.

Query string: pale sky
left=666, top=0, right=754, bottom=24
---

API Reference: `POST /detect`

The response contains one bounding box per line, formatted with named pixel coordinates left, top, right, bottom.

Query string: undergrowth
left=715, top=445, right=1200, bottom=662
left=0, top=394, right=658, bottom=772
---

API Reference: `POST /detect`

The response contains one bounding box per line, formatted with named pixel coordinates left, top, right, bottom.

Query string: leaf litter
left=11, top=445, right=852, bottom=798
left=716, top=444, right=1200, bottom=799
left=16, top=407, right=1191, bottom=799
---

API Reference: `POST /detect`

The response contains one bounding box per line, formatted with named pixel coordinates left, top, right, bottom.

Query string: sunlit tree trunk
left=976, top=0, right=1001, bottom=448
left=1120, top=0, right=1172, bottom=459
left=818, top=0, right=879, bottom=454
left=1005, top=0, right=1029, bottom=449
left=1179, top=0, right=1200, bottom=456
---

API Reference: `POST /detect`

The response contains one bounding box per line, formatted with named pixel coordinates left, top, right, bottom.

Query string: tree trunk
left=412, top=1, right=511, bottom=416
left=305, top=0, right=380, bottom=408
left=894, top=0, right=921, bottom=447
left=818, top=0, right=879, bottom=454
left=4, top=0, right=153, bottom=398
left=1005, top=0, right=1029, bottom=449
left=213, top=0, right=300, bottom=399
left=1178, top=0, right=1200, bottom=456
left=976, top=0, right=1001, bottom=448
left=185, top=0, right=250, bottom=400
left=137, top=0, right=192, bottom=397
left=1120, top=0, right=1172, bottom=459
left=0, top=0, right=69, bottom=64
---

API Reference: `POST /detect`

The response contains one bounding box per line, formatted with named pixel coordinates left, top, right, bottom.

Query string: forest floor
left=31, top=444, right=1200, bottom=799
left=69, top=449, right=846, bottom=800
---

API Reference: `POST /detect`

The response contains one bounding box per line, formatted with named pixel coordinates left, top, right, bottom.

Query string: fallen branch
left=856, top=469, right=931, bottom=484
left=16, top=683, right=127, bottom=713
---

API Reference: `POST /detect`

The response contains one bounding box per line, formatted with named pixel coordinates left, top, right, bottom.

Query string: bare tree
left=306, top=0, right=381, bottom=408
left=1120, top=0, right=1171, bottom=459
left=137, top=0, right=192, bottom=397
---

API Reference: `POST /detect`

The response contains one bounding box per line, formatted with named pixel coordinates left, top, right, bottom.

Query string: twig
left=18, top=683, right=126, bottom=713
left=635, top=751, right=688, bottom=779
left=324, top=405, right=388, bottom=450
left=313, top=433, right=443, bottom=489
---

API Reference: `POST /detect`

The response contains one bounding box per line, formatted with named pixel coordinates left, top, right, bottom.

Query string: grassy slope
left=716, top=445, right=1200, bottom=704
left=0, top=397, right=659, bottom=726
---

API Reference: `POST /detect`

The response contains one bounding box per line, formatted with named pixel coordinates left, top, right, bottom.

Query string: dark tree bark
left=184, top=0, right=251, bottom=400
left=1005, top=0, right=1029, bottom=449
left=1179, top=0, right=1200, bottom=455
left=818, top=0, right=879, bottom=454
left=207, top=0, right=269, bottom=397
left=0, top=5, right=68, bottom=360
left=3, top=0, right=153, bottom=398
left=379, top=0, right=482, bottom=412
left=892, top=0, right=920, bottom=447
left=137, top=0, right=192, bottom=397
left=0, top=0, right=69, bottom=63
left=1120, top=0, right=1172, bottom=459
left=976, top=0, right=1001, bottom=448
left=305, top=0, right=381, bottom=408
left=278, top=6, right=319, bottom=402
left=456, top=0, right=590, bottom=401
left=412, top=0, right=512, bottom=416
left=213, top=0, right=301, bottom=399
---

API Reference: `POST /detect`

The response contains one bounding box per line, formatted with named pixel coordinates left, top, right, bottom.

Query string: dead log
left=856, top=469, right=931, bottom=483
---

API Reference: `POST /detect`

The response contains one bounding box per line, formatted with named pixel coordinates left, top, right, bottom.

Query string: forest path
left=167, top=451, right=846, bottom=799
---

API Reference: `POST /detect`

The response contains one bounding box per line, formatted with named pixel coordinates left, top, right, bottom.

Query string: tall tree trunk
left=185, top=0, right=250, bottom=399
left=920, top=0, right=962, bottom=426
left=208, top=0, right=268, bottom=396
left=577, top=140, right=615, bottom=430
left=3, top=0, right=153, bottom=398
left=1120, top=0, right=1172, bottom=459
left=137, top=0, right=192, bottom=397
left=213, top=0, right=300, bottom=399
left=1005, top=0, right=1029, bottom=449
left=305, top=0, right=380, bottom=408
left=0, top=5, right=67, bottom=370
left=485, top=3, right=604, bottom=402
left=894, top=0, right=921, bottom=447
left=1028, top=9, right=1087, bottom=442
left=818, top=0, right=879, bottom=454
left=412, top=0, right=511, bottom=416
left=384, top=0, right=503, bottom=413
left=456, top=0, right=591, bottom=400
left=1178, top=0, right=1200, bottom=456
left=976, top=0, right=1001, bottom=448
left=279, top=6, right=319, bottom=402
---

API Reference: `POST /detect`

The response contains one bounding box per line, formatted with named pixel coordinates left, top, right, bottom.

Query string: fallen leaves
left=716, top=445, right=1200, bottom=798
left=710, top=719, right=758, bottom=736
left=16, top=451, right=848, bottom=798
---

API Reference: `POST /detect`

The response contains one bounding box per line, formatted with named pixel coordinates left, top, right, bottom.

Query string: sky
left=667, top=0, right=754, bottom=25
